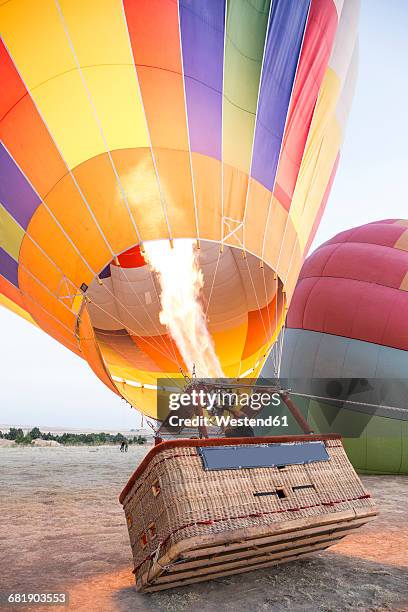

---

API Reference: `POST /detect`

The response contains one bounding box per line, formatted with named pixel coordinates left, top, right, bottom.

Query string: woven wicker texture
left=121, top=437, right=377, bottom=592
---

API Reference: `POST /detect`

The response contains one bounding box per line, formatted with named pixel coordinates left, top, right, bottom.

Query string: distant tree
left=6, top=427, right=24, bottom=440
left=1, top=428, right=145, bottom=446
left=15, top=432, right=32, bottom=444
left=29, top=427, right=42, bottom=440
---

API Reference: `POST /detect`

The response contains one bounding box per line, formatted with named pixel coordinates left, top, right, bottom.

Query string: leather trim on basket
left=119, top=434, right=341, bottom=504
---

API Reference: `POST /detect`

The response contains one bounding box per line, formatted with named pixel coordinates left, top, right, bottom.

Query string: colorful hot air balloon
left=262, top=219, right=408, bottom=474
left=0, top=0, right=359, bottom=418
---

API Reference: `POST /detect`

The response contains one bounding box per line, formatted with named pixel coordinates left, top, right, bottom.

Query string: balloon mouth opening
left=85, top=239, right=285, bottom=381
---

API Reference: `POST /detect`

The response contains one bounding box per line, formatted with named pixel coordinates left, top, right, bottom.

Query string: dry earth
left=0, top=446, right=407, bottom=612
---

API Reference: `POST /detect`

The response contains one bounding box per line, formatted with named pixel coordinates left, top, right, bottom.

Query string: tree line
left=0, top=427, right=147, bottom=446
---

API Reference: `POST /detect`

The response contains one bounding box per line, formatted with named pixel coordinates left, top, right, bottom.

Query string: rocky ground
left=1, top=445, right=407, bottom=611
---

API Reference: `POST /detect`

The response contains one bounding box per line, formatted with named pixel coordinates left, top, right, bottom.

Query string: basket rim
left=119, top=434, right=341, bottom=504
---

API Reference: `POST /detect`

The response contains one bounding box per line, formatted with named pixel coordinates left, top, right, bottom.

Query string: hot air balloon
left=262, top=219, right=408, bottom=474
left=0, top=0, right=359, bottom=420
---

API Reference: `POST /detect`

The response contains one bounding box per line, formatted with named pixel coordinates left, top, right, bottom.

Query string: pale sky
left=1, top=0, right=407, bottom=429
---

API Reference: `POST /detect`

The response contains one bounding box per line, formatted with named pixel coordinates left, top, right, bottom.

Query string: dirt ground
left=0, top=446, right=407, bottom=612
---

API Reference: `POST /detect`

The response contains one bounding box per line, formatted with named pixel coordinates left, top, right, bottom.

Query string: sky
left=1, top=0, right=407, bottom=430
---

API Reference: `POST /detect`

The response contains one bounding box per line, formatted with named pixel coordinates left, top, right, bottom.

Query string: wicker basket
left=120, top=435, right=377, bottom=592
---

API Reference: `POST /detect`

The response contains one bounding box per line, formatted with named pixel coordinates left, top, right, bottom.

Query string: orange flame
left=143, top=239, right=224, bottom=378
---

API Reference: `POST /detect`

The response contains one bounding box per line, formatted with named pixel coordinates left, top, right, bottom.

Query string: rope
left=258, top=0, right=312, bottom=265
left=105, top=266, right=182, bottom=368
left=241, top=0, right=274, bottom=240
left=204, top=246, right=222, bottom=319
left=54, top=0, right=185, bottom=371
left=119, top=0, right=173, bottom=243
left=249, top=2, right=313, bottom=376
left=291, top=392, right=408, bottom=414
left=91, top=279, right=182, bottom=369
left=55, top=0, right=142, bottom=244
left=88, top=300, right=182, bottom=379
left=220, top=0, right=228, bottom=246
left=176, top=0, right=201, bottom=245
left=260, top=266, right=280, bottom=376
left=234, top=253, right=270, bottom=378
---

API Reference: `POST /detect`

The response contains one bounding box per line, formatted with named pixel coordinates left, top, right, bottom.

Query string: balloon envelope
left=0, top=0, right=359, bottom=417
left=262, top=219, right=408, bottom=474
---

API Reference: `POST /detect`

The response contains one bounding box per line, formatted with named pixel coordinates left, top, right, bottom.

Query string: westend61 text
left=167, top=414, right=288, bottom=428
